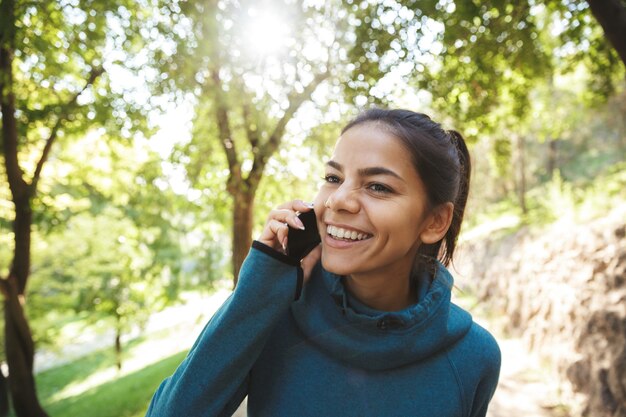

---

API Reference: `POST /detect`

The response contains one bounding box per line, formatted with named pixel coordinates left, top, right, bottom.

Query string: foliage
left=140, top=0, right=626, bottom=279
left=147, top=0, right=368, bottom=277
left=546, top=0, right=625, bottom=100
left=3, top=0, right=156, bottom=151
left=29, top=210, right=153, bottom=344
left=463, top=73, right=626, bottom=223
left=342, top=0, right=625, bottom=216
left=1, top=1, right=171, bottom=414
left=19, top=132, right=195, bottom=360
left=463, top=160, right=626, bottom=239
left=347, top=0, right=623, bottom=133
left=0, top=0, right=227, bottom=383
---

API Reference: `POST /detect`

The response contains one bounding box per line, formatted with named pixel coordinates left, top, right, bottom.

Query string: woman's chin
left=321, top=254, right=357, bottom=276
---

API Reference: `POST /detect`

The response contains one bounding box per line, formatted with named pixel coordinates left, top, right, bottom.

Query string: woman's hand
left=257, top=200, right=322, bottom=284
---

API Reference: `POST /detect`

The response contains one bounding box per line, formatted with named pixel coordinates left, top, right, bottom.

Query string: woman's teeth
left=326, top=225, right=370, bottom=241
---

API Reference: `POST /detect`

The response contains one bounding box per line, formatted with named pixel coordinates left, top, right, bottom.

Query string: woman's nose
left=327, top=184, right=360, bottom=213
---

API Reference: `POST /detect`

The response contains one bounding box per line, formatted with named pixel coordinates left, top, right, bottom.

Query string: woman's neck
left=345, top=266, right=417, bottom=312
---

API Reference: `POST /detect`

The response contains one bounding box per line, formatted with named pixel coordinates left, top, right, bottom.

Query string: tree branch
left=242, top=101, right=259, bottom=150
left=30, top=65, right=104, bottom=191
left=0, top=50, right=27, bottom=195
left=248, top=69, right=330, bottom=188
left=587, top=0, right=626, bottom=67
left=205, top=5, right=240, bottom=192
left=208, top=67, right=241, bottom=191
left=0, top=0, right=28, bottom=200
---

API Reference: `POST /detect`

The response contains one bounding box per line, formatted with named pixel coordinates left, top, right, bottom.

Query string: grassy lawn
left=23, top=289, right=230, bottom=417
left=34, top=348, right=186, bottom=417
left=44, top=351, right=185, bottom=417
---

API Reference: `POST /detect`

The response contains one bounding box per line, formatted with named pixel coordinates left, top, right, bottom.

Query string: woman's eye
left=323, top=174, right=340, bottom=183
left=368, top=183, right=392, bottom=194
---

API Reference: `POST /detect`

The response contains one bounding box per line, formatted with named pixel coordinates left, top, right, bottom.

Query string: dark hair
left=341, top=108, right=471, bottom=270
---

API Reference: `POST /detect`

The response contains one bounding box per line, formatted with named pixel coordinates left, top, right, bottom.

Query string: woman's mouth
left=326, top=225, right=372, bottom=242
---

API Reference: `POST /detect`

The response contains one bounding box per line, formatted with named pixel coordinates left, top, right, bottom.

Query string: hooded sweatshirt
left=146, top=242, right=501, bottom=417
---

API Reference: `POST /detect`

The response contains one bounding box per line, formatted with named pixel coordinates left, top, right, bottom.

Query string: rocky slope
left=454, top=204, right=626, bottom=417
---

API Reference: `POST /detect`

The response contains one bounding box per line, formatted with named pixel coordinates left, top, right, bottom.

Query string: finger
left=268, top=208, right=305, bottom=231
left=277, top=199, right=315, bottom=213
left=258, top=219, right=290, bottom=250
left=275, top=221, right=289, bottom=251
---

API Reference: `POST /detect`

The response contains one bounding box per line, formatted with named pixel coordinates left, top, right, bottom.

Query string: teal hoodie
left=146, top=242, right=501, bottom=417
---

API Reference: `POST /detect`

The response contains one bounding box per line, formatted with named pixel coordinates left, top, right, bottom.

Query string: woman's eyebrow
left=326, top=160, right=404, bottom=182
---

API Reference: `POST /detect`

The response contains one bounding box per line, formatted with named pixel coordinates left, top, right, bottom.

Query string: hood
left=290, top=262, right=472, bottom=371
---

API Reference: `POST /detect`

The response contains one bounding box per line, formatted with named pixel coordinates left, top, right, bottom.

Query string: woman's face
left=313, top=122, right=435, bottom=278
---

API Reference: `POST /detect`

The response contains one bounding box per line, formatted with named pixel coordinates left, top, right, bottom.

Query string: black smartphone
left=287, top=209, right=321, bottom=260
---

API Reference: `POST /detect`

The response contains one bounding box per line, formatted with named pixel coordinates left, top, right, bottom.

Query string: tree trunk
left=2, top=196, right=48, bottom=417
left=546, top=75, right=559, bottom=179
left=3, top=282, right=48, bottom=417
left=547, top=138, right=558, bottom=178
left=1, top=29, right=48, bottom=415
left=114, top=317, right=122, bottom=372
left=587, top=0, right=626, bottom=67
left=515, top=134, right=528, bottom=215
left=10, top=197, right=31, bottom=295
left=0, top=368, right=9, bottom=417
left=231, top=189, right=255, bottom=287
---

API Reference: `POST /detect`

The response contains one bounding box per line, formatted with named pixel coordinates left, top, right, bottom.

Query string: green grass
left=32, top=348, right=186, bottom=417
left=23, top=290, right=219, bottom=417
left=41, top=351, right=186, bottom=417
left=19, top=325, right=194, bottom=417
left=36, top=333, right=151, bottom=404
left=37, top=348, right=114, bottom=404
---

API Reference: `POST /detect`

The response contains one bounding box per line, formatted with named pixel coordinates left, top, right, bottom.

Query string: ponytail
left=440, top=130, right=471, bottom=267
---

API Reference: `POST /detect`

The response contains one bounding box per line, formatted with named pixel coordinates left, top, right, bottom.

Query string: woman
left=146, top=109, right=501, bottom=417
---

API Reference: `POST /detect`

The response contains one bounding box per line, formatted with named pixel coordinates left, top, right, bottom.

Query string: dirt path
left=487, top=338, right=563, bottom=417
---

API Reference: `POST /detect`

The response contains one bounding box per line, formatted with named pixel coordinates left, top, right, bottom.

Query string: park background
left=1, top=0, right=625, bottom=416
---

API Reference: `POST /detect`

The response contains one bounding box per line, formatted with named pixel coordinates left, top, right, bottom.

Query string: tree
left=26, top=135, right=186, bottom=372
left=152, top=0, right=352, bottom=283
left=33, top=210, right=156, bottom=371
left=0, top=1, right=153, bottom=415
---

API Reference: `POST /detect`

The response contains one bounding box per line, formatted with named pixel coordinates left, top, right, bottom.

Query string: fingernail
left=295, top=217, right=305, bottom=230
left=282, top=237, right=287, bottom=252
left=305, top=202, right=314, bottom=208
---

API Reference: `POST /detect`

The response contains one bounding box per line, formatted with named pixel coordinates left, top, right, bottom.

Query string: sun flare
left=243, top=9, right=291, bottom=56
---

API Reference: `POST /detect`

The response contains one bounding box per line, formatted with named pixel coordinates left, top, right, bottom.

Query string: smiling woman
left=145, top=108, right=501, bottom=417
left=313, top=122, right=448, bottom=310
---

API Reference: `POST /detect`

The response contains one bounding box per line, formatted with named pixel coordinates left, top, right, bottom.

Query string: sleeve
left=145, top=241, right=303, bottom=417
left=468, top=337, right=501, bottom=417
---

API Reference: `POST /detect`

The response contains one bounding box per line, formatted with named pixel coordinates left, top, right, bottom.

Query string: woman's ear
left=419, top=202, right=454, bottom=244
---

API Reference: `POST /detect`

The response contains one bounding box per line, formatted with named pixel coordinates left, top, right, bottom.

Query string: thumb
left=301, top=244, right=321, bottom=284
